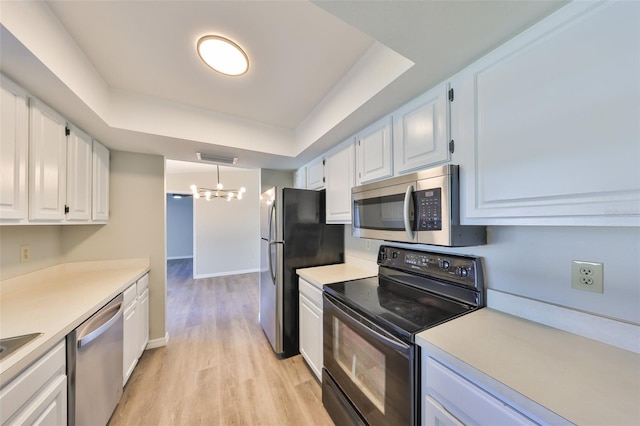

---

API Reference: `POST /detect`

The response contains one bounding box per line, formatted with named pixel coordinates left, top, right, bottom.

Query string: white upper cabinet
left=457, top=1, right=640, bottom=226
left=0, top=75, right=29, bottom=222
left=2, top=75, right=110, bottom=225
left=325, top=139, right=355, bottom=224
left=294, top=166, right=307, bottom=189
left=29, top=98, right=67, bottom=222
left=355, top=116, right=393, bottom=185
left=92, top=140, right=110, bottom=222
left=394, top=82, right=451, bottom=174
left=306, top=156, right=325, bottom=190
left=66, top=124, right=93, bottom=222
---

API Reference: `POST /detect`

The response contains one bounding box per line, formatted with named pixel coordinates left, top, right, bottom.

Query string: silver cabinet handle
left=403, top=184, right=415, bottom=241
left=77, top=302, right=123, bottom=348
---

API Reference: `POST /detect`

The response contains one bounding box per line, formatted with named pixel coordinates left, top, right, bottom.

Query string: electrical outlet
left=20, top=245, right=31, bottom=263
left=571, top=260, right=604, bottom=293
left=365, top=239, right=371, bottom=250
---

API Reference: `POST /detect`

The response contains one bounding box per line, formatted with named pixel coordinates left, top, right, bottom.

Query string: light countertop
left=416, top=308, right=640, bottom=425
left=297, top=263, right=376, bottom=289
left=0, top=259, right=150, bottom=386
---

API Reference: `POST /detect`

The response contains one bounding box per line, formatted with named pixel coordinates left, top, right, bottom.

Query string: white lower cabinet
left=136, top=274, right=150, bottom=358
left=422, top=355, right=537, bottom=426
left=123, top=273, right=150, bottom=385
left=122, top=284, right=138, bottom=385
left=298, top=278, right=323, bottom=381
left=0, top=341, right=67, bottom=426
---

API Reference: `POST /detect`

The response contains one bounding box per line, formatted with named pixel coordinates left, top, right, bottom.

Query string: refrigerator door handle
left=268, top=241, right=280, bottom=285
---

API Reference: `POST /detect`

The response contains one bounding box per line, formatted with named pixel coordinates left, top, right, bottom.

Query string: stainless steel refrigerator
left=260, top=187, right=344, bottom=358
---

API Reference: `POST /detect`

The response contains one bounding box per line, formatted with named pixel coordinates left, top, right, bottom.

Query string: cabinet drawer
left=299, top=279, right=322, bottom=307
left=123, top=283, right=137, bottom=306
left=426, top=357, right=536, bottom=426
left=0, top=341, right=65, bottom=424
left=136, top=274, right=149, bottom=294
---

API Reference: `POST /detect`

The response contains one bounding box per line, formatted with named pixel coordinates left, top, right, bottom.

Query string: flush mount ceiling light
left=197, top=35, right=249, bottom=76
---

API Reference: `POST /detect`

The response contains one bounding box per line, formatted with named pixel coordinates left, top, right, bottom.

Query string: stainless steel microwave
left=351, top=165, right=486, bottom=246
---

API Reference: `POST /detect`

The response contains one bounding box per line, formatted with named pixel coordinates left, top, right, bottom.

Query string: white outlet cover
left=571, top=260, right=604, bottom=293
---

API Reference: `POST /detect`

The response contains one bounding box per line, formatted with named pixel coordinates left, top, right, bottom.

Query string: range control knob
left=456, top=267, right=469, bottom=278
left=438, top=260, right=450, bottom=270
left=379, top=250, right=387, bottom=261
left=392, top=251, right=398, bottom=259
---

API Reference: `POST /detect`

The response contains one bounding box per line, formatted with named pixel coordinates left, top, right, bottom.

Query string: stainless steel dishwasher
left=67, top=294, right=124, bottom=426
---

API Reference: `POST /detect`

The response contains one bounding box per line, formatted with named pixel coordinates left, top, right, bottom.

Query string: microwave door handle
left=403, top=184, right=415, bottom=241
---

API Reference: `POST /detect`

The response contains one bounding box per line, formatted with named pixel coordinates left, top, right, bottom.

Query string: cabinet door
left=459, top=1, right=640, bottom=225
left=92, top=140, right=110, bottom=221
left=137, top=288, right=149, bottom=358
left=394, top=83, right=450, bottom=174
left=306, top=157, right=325, bottom=190
left=294, top=166, right=307, bottom=189
left=325, top=140, right=355, bottom=224
left=356, top=116, right=393, bottom=185
left=12, top=375, right=67, bottom=426
left=299, top=292, right=322, bottom=381
left=29, top=98, right=67, bottom=221
left=424, top=395, right=464, bottom=426
left=123, top=299, right=138, bottom=385
left=0, top=75, right=29, bottom=222
left=66, top=124, right=92, bottom=222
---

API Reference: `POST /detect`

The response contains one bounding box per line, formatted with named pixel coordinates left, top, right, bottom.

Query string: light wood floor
left=109, top=259, right=333, bottom=426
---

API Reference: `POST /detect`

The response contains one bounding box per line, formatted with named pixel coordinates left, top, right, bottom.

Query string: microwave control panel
left=415, top=188, right=442, bottom=230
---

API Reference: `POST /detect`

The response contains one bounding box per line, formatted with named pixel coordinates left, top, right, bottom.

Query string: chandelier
left=190, top=165, right=246, bottom=201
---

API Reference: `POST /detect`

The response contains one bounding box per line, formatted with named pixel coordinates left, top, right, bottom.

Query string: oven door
left=323, top=293, right=414, bottom=426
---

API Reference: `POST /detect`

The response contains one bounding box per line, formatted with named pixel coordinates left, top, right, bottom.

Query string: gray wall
left=62, top=151, right=167, bottom=341
left=166, top=195, right=193, bottom=259
left=346, top=226, right=640, bottom=324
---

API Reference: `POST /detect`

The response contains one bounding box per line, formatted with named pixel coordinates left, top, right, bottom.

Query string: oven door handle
left=403, top=184, right=415, bottom=241
left=325, top=295, right=411, bottom=356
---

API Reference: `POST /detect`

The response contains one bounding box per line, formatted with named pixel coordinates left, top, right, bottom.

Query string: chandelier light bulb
left=190, top=165, right=245, bottom=201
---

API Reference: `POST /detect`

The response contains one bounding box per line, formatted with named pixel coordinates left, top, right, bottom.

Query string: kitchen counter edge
left=0, top=259, right=150, bottom=387
left=415, top=308, right=640, bottom=426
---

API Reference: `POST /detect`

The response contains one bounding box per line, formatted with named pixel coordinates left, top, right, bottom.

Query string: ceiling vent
left=196, top=153, right=238, bottom=165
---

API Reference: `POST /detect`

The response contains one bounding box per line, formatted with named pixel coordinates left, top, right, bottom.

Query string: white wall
left=166, top=194, right=193, bottom=259
left=345, top=226, right=640, bottom=325
left=166, top=168, right=260, bottom=278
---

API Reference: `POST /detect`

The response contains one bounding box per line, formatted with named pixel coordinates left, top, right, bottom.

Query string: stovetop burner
left=323, top=246, right=484, bottom=342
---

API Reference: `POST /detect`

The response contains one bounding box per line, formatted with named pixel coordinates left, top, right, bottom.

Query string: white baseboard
left=167, top=256, right=193, bottom=260
left=193, top=268, right=259, bottom=279
left=487, top=289, right=640, bottom=354
left=146, top=332, right=169, bottom=349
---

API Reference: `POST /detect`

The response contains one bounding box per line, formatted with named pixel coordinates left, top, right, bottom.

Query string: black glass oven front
left=323, top=293, right=415, bottom=426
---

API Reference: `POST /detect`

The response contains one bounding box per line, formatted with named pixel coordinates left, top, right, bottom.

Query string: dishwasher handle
left=78, top=302, right=123, bottom=348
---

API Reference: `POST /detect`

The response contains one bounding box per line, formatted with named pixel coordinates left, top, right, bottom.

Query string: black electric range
left=322, top=245, right=485, bottom=426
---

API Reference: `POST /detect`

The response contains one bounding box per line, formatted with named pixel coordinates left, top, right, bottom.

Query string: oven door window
left=324, top=295, right=413, bottom=426
left=333, top=317, right=386, bottom=413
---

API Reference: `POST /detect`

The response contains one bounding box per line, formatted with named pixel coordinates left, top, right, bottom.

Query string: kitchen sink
left=0, top=333, right=43, bottom=361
